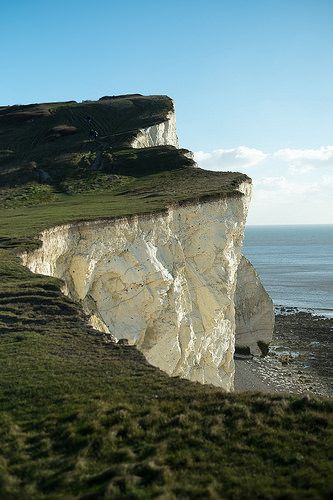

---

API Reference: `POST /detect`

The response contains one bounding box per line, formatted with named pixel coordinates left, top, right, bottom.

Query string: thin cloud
left=254, top=176, right=320, bottom=195
left=194, top=146, right=267, bottom=171
left=274, top=146, right=333, bottom=162
left=274, top=146, right=333, bottom=172
left=195, top=145, right=333, bottom=172
left=195, top=145, right=333, bottom=224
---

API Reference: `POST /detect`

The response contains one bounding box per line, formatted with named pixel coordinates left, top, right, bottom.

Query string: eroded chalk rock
left=235, top=256, right=274, bottom=356
left=131, top=110, right=179, bottom=149
left=22, top=182, right=251, bottom=391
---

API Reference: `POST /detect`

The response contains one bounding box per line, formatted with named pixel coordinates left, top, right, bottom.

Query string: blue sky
left=1, top=0, right=332, bottom=223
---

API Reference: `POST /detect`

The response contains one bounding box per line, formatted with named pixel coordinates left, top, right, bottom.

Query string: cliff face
left=131, top=111, right=179, bottom=149
left=235, top=256, right=274, bottom=355
left=22, top=181, right=251, bottom=391
left=130, top=106, right=274, bottom=358
left=19, top=98, right=273, bottom=390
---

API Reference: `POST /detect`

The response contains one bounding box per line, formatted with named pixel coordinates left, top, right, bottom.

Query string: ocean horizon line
left=246, top=223, right=333, bottom=227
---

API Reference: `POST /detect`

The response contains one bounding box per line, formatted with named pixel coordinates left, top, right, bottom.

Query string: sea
left=243, top=225, right=333, bottom=318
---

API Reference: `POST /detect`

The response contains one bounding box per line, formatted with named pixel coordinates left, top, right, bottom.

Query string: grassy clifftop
left=0, top=94, right=248, bottom=235
left=0, top=95, right=249, bottom=250
left=0, top=95, right=174, bottom=191
left=0, top=95, right=332, bottom=498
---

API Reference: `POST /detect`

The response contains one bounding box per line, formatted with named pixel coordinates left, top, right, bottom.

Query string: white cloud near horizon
left=194, top=145, right=333, bottom=172
left=194, top=145, right=333, bottom=224
left=194, top=146, right=267, bottom=170
left=274, top=146, right=333, bottom=174
left=274, top=146, right=333, bottom=163
left=254, top=176, right=320, bottom=195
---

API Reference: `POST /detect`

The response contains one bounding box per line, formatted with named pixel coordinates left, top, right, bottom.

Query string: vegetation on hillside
left=0, top=95, right=173, bottom=189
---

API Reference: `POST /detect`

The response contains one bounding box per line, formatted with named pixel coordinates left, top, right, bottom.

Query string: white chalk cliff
left=131, top=111, right=179, bottom=149
left=21, top=105, right=273, bottom=391
left=235, top=256, right=275, bottom=355
left=22, top=182, right=251, bottom=391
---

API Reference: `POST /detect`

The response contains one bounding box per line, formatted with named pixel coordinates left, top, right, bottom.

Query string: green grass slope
left=0, top=94, right=173, bottom=190
left=0, top=95, right=332, bottom=499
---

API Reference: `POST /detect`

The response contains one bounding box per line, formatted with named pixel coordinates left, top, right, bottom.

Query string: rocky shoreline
left=235, top=309, right=333, bottom=397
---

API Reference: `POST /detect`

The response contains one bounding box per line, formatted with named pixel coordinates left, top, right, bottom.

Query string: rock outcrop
left=131, top=110, right=179, bottom=149
left=22, top=181, right=251, bottom=391
left=235, top=256, right=274, bottom=355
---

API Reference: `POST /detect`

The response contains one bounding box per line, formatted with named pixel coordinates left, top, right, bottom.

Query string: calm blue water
left=243, top=225, right=333, bottom=317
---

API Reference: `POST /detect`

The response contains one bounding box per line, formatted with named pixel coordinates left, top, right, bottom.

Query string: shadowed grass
left=1, top=319, right=332, bottom=498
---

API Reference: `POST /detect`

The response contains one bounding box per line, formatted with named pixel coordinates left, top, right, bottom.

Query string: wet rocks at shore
left=235, top=311, right=333, bottom=397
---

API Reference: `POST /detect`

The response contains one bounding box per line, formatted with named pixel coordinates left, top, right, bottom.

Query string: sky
left=1, top=0, right=332, bottom=224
